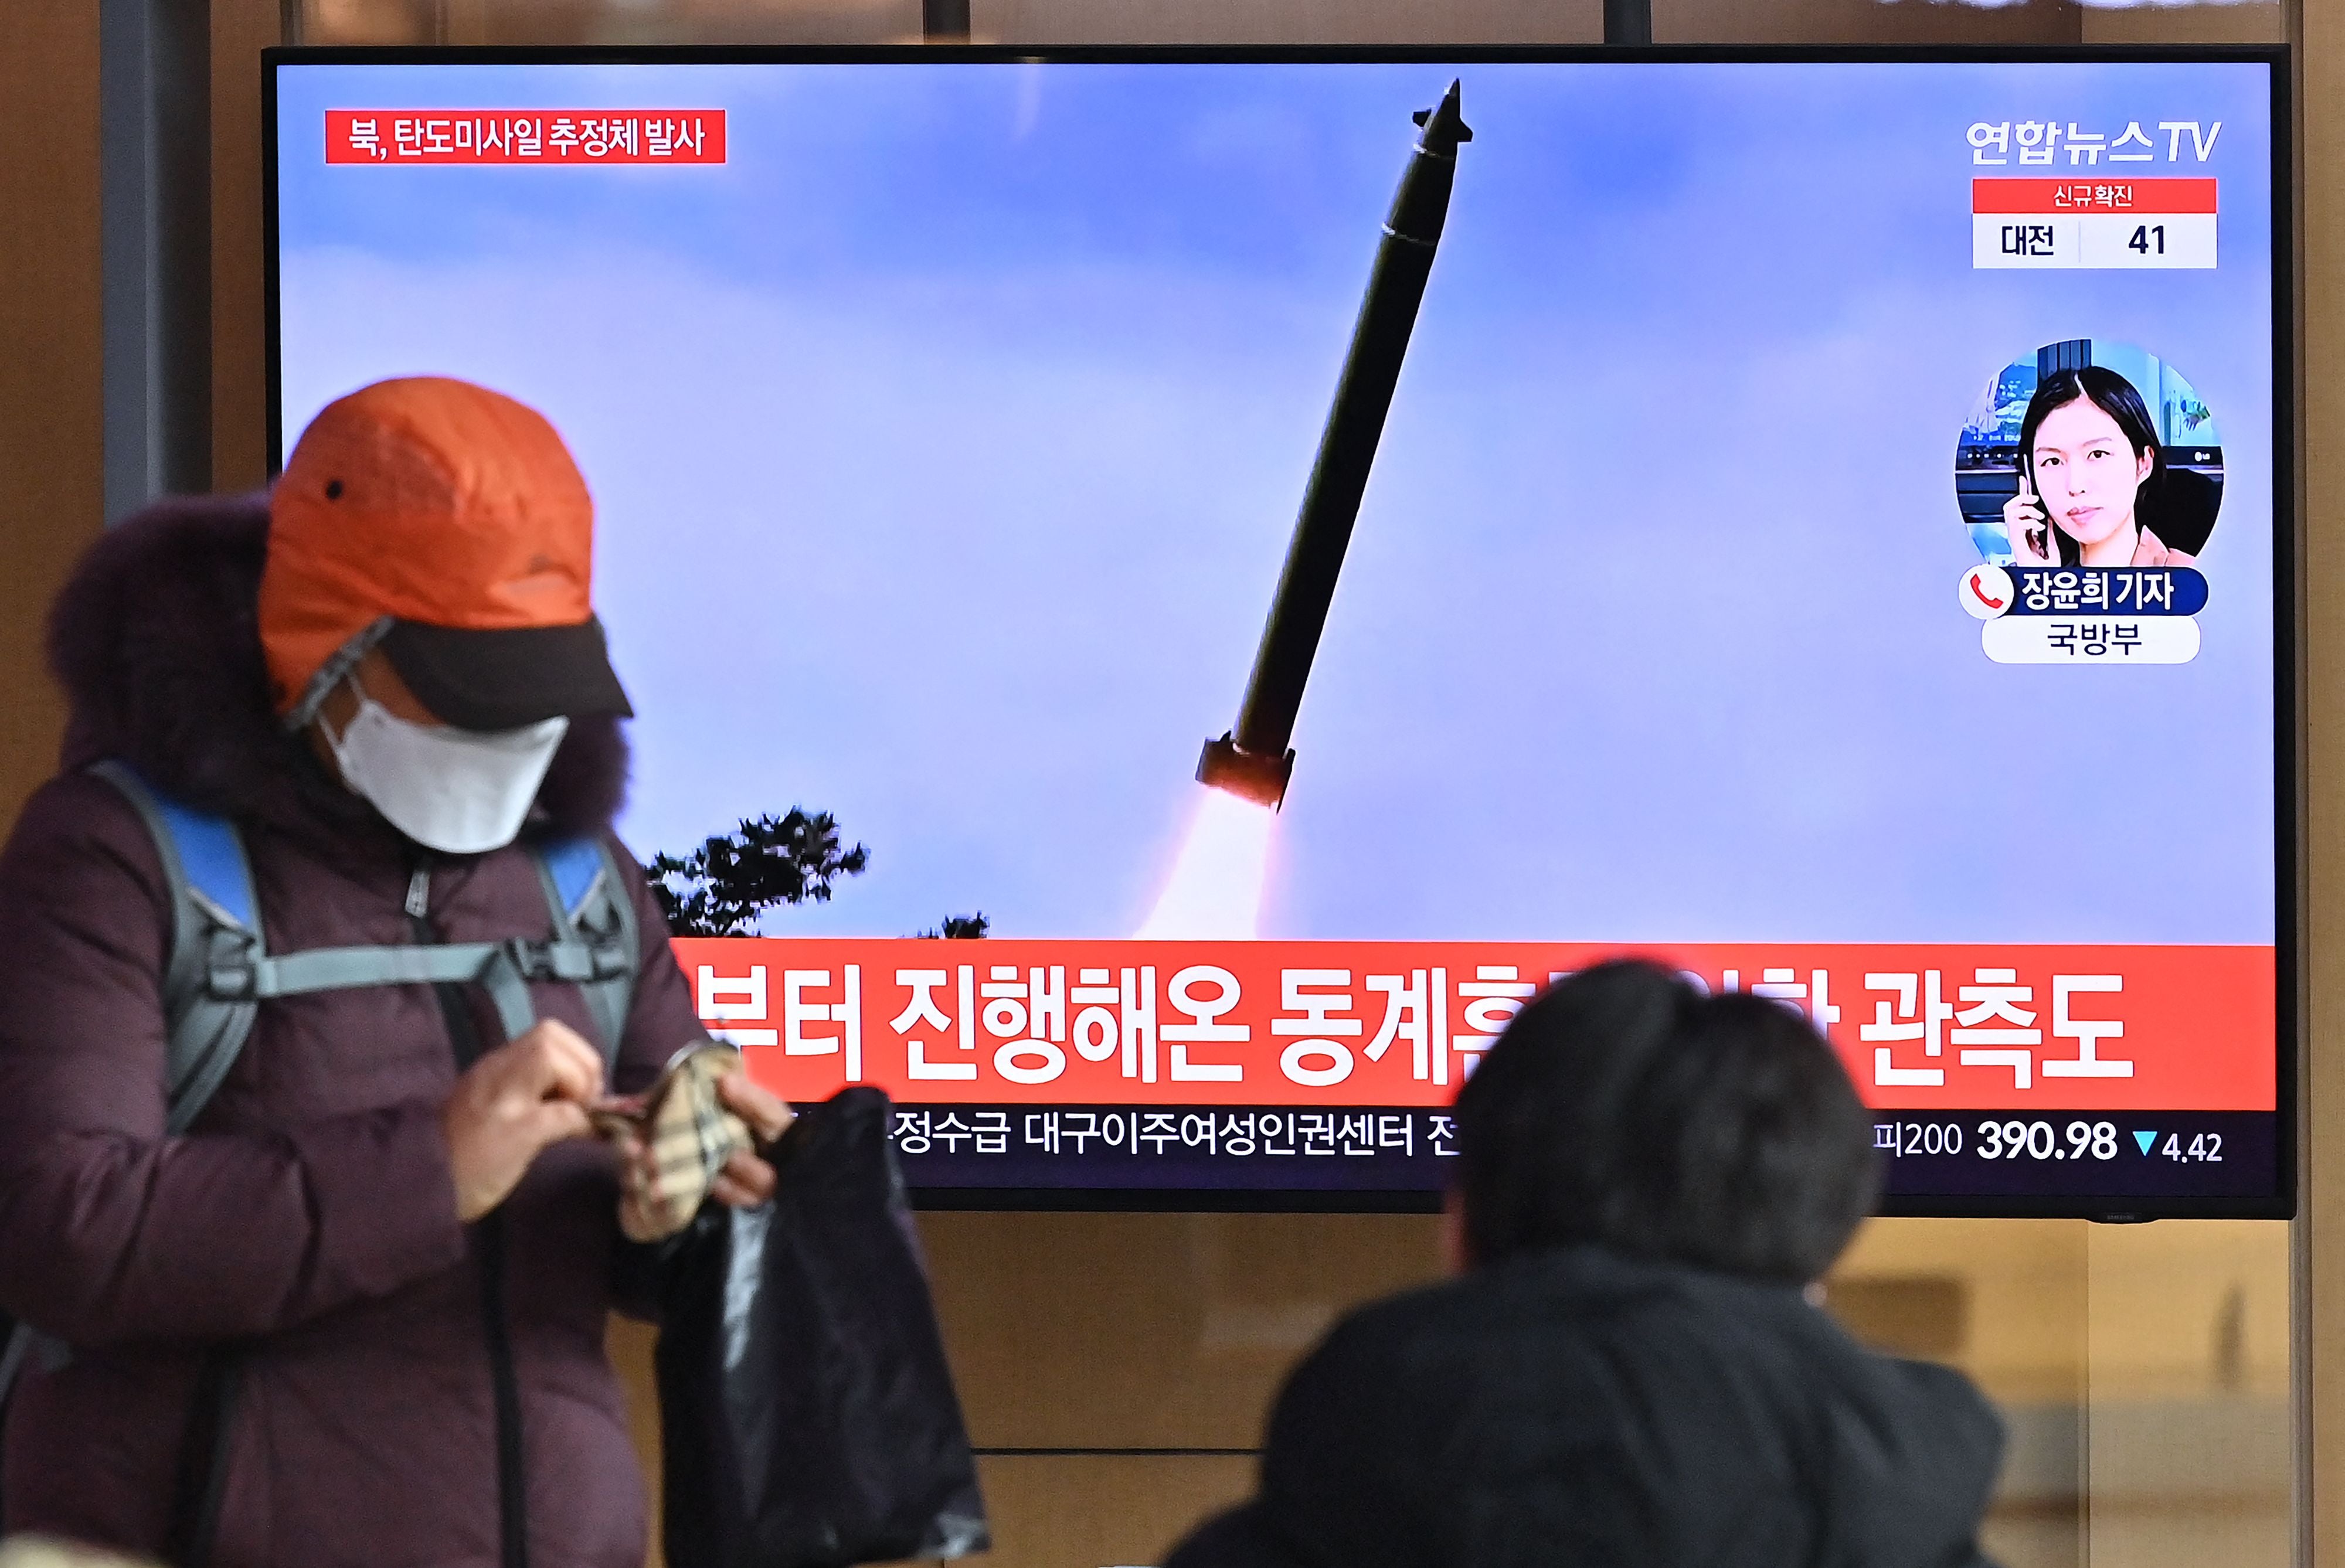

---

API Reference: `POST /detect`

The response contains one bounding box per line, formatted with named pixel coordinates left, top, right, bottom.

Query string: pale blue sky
left=275, top=58, right=2279, bottom=944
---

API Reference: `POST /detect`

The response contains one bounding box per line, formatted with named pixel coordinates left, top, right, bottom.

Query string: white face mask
left=322, top=678, right=569, bottom=854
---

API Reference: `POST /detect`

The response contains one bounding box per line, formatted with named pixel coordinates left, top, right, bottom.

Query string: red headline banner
left=325, top=110, right=726, bottom=165
left=1971, top=177, right=2218, bottom=213
left=670, top=938, right=2276, bottom=1113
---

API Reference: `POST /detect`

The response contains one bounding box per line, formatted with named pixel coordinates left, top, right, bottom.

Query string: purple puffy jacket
left=0, top=495, right=706, bottom=1568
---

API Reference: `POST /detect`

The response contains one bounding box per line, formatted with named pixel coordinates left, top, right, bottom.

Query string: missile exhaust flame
left=1136, top=786, right=1278, bottom=940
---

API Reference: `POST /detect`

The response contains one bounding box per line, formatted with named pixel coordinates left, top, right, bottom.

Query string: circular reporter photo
left=1954, top=338, right=2222, bottom=570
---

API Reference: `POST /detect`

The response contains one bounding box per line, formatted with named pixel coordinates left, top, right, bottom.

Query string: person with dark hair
left=1161, top=959, right=2006, bottom=1568
left=2006, top=365, right=2195, bottom=568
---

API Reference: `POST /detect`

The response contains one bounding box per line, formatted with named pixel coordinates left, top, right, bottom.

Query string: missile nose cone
left=1410, top=79, right=1473, bottom=152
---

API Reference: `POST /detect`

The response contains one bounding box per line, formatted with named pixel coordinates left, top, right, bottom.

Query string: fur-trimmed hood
left=46, top=492, right=629, bottom=849
left=2, top=496, right=699, bottom=1568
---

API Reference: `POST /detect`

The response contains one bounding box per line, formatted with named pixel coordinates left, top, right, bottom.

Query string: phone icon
left=1958, top=563, right=2013, bottom=622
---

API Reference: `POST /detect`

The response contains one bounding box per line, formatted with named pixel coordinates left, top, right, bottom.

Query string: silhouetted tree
left=913, top=913, right=990, bottom=939
left=647, top=811, right=871, bottom=937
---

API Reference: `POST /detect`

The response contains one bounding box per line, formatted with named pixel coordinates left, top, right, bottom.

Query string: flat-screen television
left=266, top=46, right=2293, bottom=1218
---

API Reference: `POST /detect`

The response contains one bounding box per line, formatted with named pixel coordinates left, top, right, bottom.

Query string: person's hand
left=441, top=1019, right=604, bottom=1223
left=2005, top=472, right=2055, bottom=563
left=611, top=1066, right=796, bottom=1242
left=709, top=1072, right=794, bottom=1209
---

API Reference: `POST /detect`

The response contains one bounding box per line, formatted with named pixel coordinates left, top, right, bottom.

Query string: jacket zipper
left=164, top=1350, right=241, bottom=1568
left=411, top=866, right=531, bottom=1568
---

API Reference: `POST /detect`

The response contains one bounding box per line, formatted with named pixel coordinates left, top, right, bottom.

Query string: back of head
left=1453, top=958, right=1877, bottom=1283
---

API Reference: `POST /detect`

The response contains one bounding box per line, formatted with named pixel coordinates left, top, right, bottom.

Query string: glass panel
left=1826, top=1217, right=2290, bottom=1568
left=967, top=0, right=1596, bottom=45
left=2081, top=1221, right=2291, bottom=1567
left=295, top=0, right=925, bottom=46
left=2081, top=3, right=2285, bottom=45
left=920, top=1212, right=1443, bottom=1450
left=1651, top=0, right=2282, bottom=45
left=273, top=13, right=2296, bottom=1566
left=292, top=0, right=2284, bottom=46
left=294, top=0, right=1602, bottom=43
left=615, top=1213, right=2297, bottom=1567
left=1656, top=0, right=2079, bottom=45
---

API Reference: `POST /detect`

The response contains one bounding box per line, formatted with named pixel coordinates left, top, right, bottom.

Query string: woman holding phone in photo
left=2005, top=365, right=2197, bottom=569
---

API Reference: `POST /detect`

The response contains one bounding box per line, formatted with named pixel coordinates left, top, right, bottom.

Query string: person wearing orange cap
left=0, top=377, right=789, bottom=1567
left=261, top=376, right=639, bottom=854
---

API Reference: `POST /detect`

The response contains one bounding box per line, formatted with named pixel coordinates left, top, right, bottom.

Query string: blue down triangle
left=2133, top=1130, right=2157, bottom=1154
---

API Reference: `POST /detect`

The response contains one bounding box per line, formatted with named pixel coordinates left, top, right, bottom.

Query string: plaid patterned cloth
left=593, top=1043, right=758, bottom=1240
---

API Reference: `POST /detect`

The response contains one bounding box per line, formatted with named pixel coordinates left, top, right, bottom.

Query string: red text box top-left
left=325, top=110, right=727, bottom=165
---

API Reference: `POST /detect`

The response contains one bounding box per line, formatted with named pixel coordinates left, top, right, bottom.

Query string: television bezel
left=261, top=43, right=2298, bottom=1222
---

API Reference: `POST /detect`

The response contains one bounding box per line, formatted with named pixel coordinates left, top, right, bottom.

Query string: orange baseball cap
left=260, top=376, right=633, bottom=731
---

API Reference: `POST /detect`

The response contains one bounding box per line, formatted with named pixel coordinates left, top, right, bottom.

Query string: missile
left=1197, top=79, right=1471, bottom=811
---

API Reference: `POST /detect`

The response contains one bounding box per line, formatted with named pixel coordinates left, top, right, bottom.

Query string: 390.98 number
left=1976, top=1119, right=2119, bottom=1161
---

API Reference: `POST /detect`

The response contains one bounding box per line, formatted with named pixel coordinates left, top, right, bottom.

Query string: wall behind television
left=3, top=5, right=2335, bottom=1568
left=0, top=9, right=102, bottom=831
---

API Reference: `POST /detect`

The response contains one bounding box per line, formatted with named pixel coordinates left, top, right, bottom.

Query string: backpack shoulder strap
left=87, top=761, right=263, bottom=1135
left=528, top=835, right=637, bottom=1073
left=1, top=767, right=267, bottom=1405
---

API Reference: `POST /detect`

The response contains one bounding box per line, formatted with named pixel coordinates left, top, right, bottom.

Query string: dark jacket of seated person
left=1163, top=960, right=2006, bottom=1568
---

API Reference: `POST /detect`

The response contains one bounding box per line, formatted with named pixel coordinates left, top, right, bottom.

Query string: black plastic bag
left=657, top=1087, right=990, bottom=1568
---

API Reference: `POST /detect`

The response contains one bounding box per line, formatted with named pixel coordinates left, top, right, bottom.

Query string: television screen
left=266, top=47, right=2292, bottom=1216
